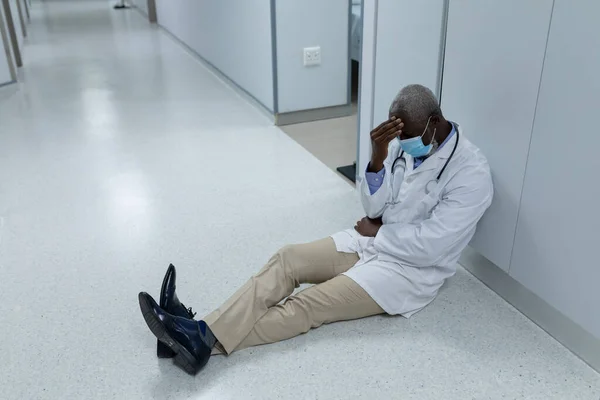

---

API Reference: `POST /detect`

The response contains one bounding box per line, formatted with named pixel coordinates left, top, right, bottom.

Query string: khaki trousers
left=203, top=238, right=384, bottom=355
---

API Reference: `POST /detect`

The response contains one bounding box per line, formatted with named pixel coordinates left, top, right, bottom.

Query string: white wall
left=275, top=0, right=348, bottom=113
left=509, top=0, right=600, bottom=340
left=359, top=0, right=600, bottom=347
left=358, top=0, right=445, bottom=176
left=155, top=0, right=274, bottom=111
left=437, top=0, right=600, bottom=349
left=440, top=0, right=553, bottom=271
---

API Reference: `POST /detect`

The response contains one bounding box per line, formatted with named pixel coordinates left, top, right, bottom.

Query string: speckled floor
left=0, top=1, right=598, bottom=399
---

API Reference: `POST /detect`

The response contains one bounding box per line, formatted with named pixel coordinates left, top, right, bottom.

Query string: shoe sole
left=138, top=293, right=208, bottom=375
left=157, top=268, right=176, bottom=359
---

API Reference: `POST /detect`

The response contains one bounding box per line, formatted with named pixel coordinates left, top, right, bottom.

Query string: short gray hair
left=389, top=84, right=442, bottom=123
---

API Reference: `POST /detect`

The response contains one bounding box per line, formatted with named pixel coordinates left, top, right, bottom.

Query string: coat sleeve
left=360, top=142, right=401, bottom=218
left=360, top=164, right=393, bottom=218
left=373, top=166, right=493, bottom=267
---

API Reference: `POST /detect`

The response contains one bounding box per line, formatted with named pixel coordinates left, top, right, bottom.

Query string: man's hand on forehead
left=368, top=117, right=404, bottom=172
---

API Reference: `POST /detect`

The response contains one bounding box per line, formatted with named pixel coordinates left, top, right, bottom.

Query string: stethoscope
left=390, top=129, right=460, bottom=197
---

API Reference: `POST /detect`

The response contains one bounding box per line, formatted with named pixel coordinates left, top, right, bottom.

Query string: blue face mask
left=399, top=116, right=437, bottom=158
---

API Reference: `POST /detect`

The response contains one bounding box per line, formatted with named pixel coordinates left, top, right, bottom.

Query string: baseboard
left=275, top=104, right=353, bottom=126
left=157, top=26, right=275, bottom=124
left=459, top=246, right=600, bottom=373
left=0, top=80, right=16, bottom=89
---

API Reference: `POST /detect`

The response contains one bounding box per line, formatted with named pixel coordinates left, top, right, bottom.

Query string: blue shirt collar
left=437, top=121, right=456, bottom=151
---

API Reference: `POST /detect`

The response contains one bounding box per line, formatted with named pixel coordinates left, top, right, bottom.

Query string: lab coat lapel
left=436, top=129, right=459, bottom=160
left=405, top=153, right=443, bottom=177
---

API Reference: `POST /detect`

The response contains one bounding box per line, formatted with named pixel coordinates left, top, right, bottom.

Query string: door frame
left=0, top=0, right=17, bottom=81
left=1, top=0, right=21, bottom=68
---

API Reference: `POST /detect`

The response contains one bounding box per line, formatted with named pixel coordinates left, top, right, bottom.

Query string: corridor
left=0, top=1, right=598, bottom=399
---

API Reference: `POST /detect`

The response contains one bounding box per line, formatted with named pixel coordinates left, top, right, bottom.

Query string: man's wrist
left=368, top=159, right=385, bottom=173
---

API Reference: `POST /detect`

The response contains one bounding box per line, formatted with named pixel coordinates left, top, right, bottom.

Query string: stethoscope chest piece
left=425, top=179, right=437, bottom=195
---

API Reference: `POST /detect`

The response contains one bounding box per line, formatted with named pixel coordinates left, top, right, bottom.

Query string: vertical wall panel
left=357, top=0, right=444, bottom=177
left=155, top=0, right=274, bottom=111
left=371, top=0, right=444, bottom=131
left=275, top=0, right=348, bottom=113
left=440, top=0, right=553, bottom=270
left=510, top=0, right=600, bottom=339
left=356, top=0, right=377, bottom=178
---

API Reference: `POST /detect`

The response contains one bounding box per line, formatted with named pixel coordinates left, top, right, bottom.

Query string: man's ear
left=425, top=115, right=440, bottom=145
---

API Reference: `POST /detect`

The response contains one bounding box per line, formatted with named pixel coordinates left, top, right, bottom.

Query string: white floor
left=0, top=2, right=598, bottom=399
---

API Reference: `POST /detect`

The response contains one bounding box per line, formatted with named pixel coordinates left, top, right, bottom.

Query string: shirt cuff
left=365, top=167, right=385, bottom=195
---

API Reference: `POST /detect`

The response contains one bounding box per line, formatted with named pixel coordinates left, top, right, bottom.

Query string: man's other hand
left=354, top=217, right=383, bottom=237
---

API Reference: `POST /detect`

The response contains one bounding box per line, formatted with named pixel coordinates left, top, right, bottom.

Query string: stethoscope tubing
left=391, top=130, right=460, bottom=181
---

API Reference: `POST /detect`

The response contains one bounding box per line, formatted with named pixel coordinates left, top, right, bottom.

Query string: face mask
left=399, top=116, right=437, bottom=158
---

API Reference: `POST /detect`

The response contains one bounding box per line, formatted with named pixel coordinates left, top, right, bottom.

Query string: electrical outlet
left=303, top=46, right=321, bottom=67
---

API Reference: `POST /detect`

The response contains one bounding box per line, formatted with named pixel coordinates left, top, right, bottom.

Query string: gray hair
left=389, top=84, right=442, bottom=123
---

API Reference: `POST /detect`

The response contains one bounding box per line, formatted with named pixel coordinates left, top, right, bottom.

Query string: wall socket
left=303, top=46, right=321, bottom=66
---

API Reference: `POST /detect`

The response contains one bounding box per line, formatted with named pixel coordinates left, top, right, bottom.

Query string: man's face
left=388, top=111, right=438, bottom=146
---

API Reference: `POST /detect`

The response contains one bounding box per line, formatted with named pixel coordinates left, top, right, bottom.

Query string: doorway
left=279, top=0, right=362, bottom=184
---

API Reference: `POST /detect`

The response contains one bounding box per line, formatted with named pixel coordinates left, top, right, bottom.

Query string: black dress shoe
left=139, top=292, right=215, bottom=375
left=157, top=264, right=197, bottom=358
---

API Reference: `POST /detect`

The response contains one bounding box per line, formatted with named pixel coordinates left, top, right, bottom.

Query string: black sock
left=198, top=320, right=217, bottom=349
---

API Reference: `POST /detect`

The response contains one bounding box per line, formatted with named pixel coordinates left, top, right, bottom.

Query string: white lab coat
left=332, top=125, right=493, bottom=316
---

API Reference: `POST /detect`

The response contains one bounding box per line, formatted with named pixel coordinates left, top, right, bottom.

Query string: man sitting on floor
left=138, top=84, right=493, bottom=375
